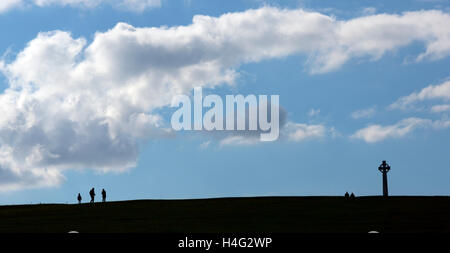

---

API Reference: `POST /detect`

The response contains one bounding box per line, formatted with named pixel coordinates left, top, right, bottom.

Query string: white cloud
left=218, top=120, right=328, bottom=147
left=0, top=0, right=22, bottom=13
left=0, top=29, right=174, bottom=190
left=431, top=104, right=450, bottom=113
left=314, top=10, right=450, bottom=72
left=2, top=7, right=450, bottom=70
left=351, top=117, right=431, bottom=143
left=1, top=7, right=450, bottom=190
left=284, top=122, right=327, bottom=142
left=351, top=107, right=376, bottom=119
left=0, top=0, right=162, bottom=12
left=117, top=0, right=161, bottom=12
left=431, top=116, right=450, bottom=129
left=361, top=7, right=377, bottom=16
left=32, top=0, right=102, bottom=8
left=365, top=79, right=450, bottom=143
left=390, top=80, right=450, bottom=110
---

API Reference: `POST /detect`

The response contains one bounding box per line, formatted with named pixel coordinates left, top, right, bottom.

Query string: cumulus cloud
left=361, top=79, right=450, bottom=143
left=0, top=29, right=173, bottom=190
left=1, top=7, right=450, bottom=190
left=313, top=10, right=450, bottom=72
left=0, top=0, right=161, bottom=12
left=390, top=80, right=450, bottom=110
left=284, top=122, right=327, bottom=142
left=351, top=117, right=433, bottom=143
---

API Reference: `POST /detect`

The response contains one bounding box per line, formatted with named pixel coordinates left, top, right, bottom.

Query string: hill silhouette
left=0, top=196, right=449, bottom=233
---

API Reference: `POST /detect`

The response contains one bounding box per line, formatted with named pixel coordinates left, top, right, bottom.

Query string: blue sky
left=0, top=0, right=449, bottom=205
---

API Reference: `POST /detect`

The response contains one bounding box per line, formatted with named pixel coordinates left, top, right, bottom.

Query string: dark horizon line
left=1, top=194, right=449, bottom=207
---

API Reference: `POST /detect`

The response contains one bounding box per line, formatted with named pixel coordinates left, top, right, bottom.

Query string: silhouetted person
left=344, top=192, right=349, bottom=199
left=77, top=193, right=82, bottom=204
left=101, top=189, right=106, bottom=202
left=89, top=188, right=95, bottom=203
left=350, top=192, right=355, bottom=200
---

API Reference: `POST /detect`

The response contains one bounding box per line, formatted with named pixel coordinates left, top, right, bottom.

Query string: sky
left=0, top=0, right=449, bottom=205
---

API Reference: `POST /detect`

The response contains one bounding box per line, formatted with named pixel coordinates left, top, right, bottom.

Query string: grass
left=0, top=196, right=449, bottom=233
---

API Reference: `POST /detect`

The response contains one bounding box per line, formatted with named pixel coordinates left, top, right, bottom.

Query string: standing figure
left=89, top=188, right=95, bottom=203
left=77, top=193, right=82, bottom=204
left=350, top=192, right=356, bottom=200
left=101, top=189, right=107, bottom=202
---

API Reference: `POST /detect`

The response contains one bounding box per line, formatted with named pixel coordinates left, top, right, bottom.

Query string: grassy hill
left=0, top=196, right=449, bottom=233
